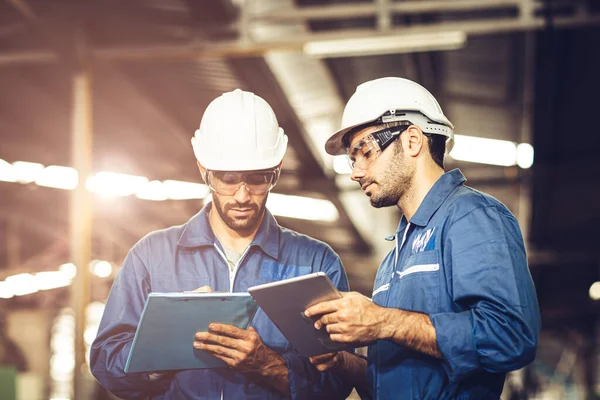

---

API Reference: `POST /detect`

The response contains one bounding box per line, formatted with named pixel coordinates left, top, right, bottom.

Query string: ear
left=402, top=125, right=425, bottom=157
left=197, top=161, right=207, bottom=182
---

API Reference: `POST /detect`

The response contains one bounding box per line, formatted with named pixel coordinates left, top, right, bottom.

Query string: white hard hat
left=192, top=89, right=288, bottom=171
left=325, top=77, right=454, bottom=155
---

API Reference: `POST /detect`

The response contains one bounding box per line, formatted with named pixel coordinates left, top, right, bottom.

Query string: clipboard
left=125, top=292, right=258, bottom=373
left=248, top=272, right=350, bottom=357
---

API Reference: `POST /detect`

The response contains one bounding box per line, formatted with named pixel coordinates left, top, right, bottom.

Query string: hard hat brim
left=325, top=120, right=375, bottom=156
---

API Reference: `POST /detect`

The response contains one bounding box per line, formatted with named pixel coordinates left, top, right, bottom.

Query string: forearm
left=248, top=351, right=290, bottom=397
left=380, top=308, right=443, bottom=359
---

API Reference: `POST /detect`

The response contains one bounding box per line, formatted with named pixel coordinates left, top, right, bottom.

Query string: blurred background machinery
left=0, top=0, right=599, bottom=398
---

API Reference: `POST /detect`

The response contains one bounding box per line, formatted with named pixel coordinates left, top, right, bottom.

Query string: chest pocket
left=260, top=261, right=311, bottom=282
left=388, top=250, right=441, bottom=313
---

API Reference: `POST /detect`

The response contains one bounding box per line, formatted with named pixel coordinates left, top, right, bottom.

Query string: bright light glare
left=516, top=143, right=534, bottom=169
left=86, top=171, right=149, bottom=197
left=450, top=135, right=517, bottom=166
left=35, top=271, right=73, bottom=290
left=91, top=260, right=113, bottom=278
left=5, top=273, right=39, bottom=296
left=267, top=193, right=339, bottom=222
left=590, top=282, right=600, bottom=300
left=0, top=281, right=14, bottom=299
left=0, top=159, right=17, bottom=182
left=36, top=165, right=79, bottom=190
left=135, top=180, right=168, bottom=201
left=163, top=180, right=210, bottom=200
left=333, top=155, right=352, bottom=175
left=12, top=161, right=44, bottom=183
left=59, top=263, right=77, bottom=279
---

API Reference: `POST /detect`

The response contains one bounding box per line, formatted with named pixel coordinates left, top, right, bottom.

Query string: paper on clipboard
left=125, top=292, right=258, bottom=373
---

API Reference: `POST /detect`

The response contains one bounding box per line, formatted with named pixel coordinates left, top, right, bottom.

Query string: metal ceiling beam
left=0, top=10, right=598, bottom=65
left=252, top=0, right=524, bottom=21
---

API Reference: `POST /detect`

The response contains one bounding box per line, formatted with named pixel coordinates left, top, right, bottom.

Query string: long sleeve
left=429, top=206, right=541, bottom=383
left=90, top=243, right=172, bottom=399
left=284, top=251, right=355, bottom=400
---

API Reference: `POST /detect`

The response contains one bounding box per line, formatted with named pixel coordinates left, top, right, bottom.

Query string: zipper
left=213, top=244, right=251, bottom=292
left=213, top=243, right=252, bottom=400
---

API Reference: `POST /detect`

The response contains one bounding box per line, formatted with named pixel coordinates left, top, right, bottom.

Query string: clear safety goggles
left=205, top=168, right=280, bottom=196
left=347, top=125, right=410, bottom=170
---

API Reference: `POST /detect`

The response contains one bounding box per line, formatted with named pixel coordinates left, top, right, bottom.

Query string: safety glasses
left=205, top=168, right=280, bottom=196
left=347, top=125, right=409, bottom=170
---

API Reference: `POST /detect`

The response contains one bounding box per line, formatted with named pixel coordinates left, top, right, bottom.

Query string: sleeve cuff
left=282, top=350, right=303, bottom=400
left=430, top=311, right=480, bottom=383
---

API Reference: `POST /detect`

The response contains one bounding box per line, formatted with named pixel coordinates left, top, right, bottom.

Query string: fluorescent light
left=267, top=193, right=339, bottom=222
left=12, top=161, right=44, bottom=183
left=36, top=165, right=79, bottom=190
left=59, top=263, right=77, bottom=279
left=0, top=159, right=17, bottom=182
left=450, top=135, right=517, bottom=167
left=333, top=155, right=352, bottom=175
left=90, top=260, right=113, bottom=278
left=5, top=273, right=39, bottom=296
left=590, top=282, right=600, bottom=300
left=163, top=180, right=210, bottom=200
left=516, top=143, right=534, bottom=169
left=0, top=281, right=14, bottom=299
left=86, top=171, right=149, bottom=197
left=135, top=180, right=168, bottom=201
left=35, top=271, right=73, bottom=290
left=304, top=31, right=467, bottom=58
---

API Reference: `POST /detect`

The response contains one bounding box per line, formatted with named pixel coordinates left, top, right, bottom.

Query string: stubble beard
left=369, top=148, right=413, bottom=208
left=212, top=194, right=267, bottom=231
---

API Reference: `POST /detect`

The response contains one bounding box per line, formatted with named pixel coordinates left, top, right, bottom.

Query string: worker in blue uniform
left=306, top=77, right=541, bottom=399
left=90, top=89, right=353, bottom=400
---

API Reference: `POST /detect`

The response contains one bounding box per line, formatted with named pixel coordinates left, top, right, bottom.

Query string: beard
left=368, top=145, right=414, bottom=208
left=212, top=194, right=267, bottom=231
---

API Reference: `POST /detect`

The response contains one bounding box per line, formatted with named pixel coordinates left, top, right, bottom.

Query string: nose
left=232, top=182, right=252, bottom=203
left=350, top=164, right=365, bottom=183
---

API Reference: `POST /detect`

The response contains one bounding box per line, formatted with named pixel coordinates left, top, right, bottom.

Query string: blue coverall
left=91, top=205, right=353, bottom=400
left=367, top=169, right=541, bottom=399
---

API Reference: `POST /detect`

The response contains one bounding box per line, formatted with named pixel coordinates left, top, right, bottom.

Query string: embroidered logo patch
left=412, top=227, right=436, bottom=253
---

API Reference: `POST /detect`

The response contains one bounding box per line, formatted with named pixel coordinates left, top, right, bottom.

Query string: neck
left=208, top=206, right=264, bottom=254
left=397, top=163, right=444, bottom=221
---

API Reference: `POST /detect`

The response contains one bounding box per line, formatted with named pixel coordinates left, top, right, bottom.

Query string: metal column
left=69, top=51, right=93, bottom=399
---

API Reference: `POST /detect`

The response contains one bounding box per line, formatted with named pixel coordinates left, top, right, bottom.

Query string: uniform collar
left=177, top=202, right=280, bottom=260
left=409, top=168, right=466, bottom=227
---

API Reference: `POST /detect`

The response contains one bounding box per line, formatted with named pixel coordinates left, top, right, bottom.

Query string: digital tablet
left=248, top=272, right=349, bottom=357
left=125, top=292, right=258, bottom=373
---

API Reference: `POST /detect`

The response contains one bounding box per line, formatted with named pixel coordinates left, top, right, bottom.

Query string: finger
left=309, top=353, right=336, bottom=364
left=191, top=285, right=213, bottom=293
left=195, top=342, right=240, bottom=361
left=329, top=333, right=353, bottom=343
left=195, top=333, right=239, bottom=349
left=304, top=300, right=340, bottom=318
left=208, top=324, right=248, bottom=339
left=315, top=313, right=339, bottom=330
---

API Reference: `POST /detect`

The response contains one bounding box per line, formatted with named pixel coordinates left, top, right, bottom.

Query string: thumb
left=248, top=326, right=256, bottom=332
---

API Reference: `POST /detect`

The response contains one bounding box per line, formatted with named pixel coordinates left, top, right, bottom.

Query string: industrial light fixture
left=0, top=158, right=340, bottom=222
left=303, top=31, right=467, bottom=58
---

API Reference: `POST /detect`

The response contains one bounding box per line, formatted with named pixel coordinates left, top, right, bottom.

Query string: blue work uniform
left=90, top=204, right=353, bottom=400
left=368, top=169, right=540, bottom=399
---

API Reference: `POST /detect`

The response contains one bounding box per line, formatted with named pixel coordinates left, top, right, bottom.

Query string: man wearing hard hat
left=305, top=77, right=541, bottom=399
left=90, top=89, right=353, bottom=399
